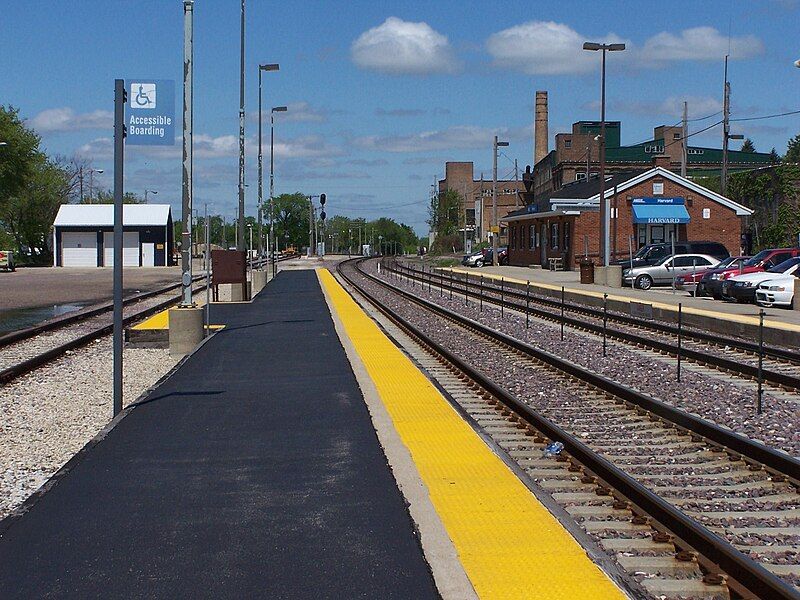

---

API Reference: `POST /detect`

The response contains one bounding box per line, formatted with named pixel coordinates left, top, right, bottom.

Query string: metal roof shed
left=53, top=204, right=174, bottom=268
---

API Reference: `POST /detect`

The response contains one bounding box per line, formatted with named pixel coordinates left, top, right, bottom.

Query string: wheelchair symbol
left=130, top=83, right=156, bottom=109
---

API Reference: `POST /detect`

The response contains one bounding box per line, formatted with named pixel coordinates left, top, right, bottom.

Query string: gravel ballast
left=0, top=338, right=179, bottom=519
left=374, top=263, right=800, bottom=457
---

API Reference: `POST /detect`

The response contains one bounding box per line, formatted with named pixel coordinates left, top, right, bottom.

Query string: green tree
left=740, top=138, right=756, bottom=153
left=272, top=192, right=311, bottom=251
left=769, top=147, right=781, bottom=163
left=786, top=133, right=800, bottom=164
left=84, top=189, right=145, bottom=204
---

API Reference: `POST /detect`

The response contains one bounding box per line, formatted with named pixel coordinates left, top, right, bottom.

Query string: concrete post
left=606, top=264, right=622, bottom=288
left=252, top=269, right=268, bottom=295
left=594, top=265, right=608, bottom=286
left=793, top=278, right=800, bottom=311
left=169, top=306, right=204, bottom=357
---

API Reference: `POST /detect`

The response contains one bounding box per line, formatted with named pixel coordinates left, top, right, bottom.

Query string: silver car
left=624, top=254, right=720, bottom=290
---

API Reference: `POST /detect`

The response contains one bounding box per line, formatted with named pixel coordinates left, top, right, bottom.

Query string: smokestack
left=534, top=91, right=548, bottom=165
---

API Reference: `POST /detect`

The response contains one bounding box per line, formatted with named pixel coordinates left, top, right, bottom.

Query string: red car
left=675, top=256, right=749, bottom=296
left=707, top=248, right=800, bottom=299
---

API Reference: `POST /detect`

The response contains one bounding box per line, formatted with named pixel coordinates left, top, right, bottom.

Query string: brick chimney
left=652, top=154, right=671, bottom=169
left=534, top=91, right=548, bottom=165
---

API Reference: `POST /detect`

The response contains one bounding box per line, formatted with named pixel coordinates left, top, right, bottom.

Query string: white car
left=755, top=274, right=797, bottom=308
left=724, top=257, right=800, bottom=303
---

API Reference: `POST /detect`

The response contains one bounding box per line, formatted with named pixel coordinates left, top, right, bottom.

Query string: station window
left=563, top=222, right=570, bottom=251
left=530, top=225, right=536, bottom=249
left=550, top=223, right=559, bottom=249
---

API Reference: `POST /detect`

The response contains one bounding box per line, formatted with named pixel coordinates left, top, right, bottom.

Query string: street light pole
left=583, top=41, right=625, bottom=267
left=144, top=189, right=158, bottom=203
left=181, top=0, right=194, bottom=306
left=258, top=64, right=280, bottom=260
left=237, top=0, right=246, bottom=251
left=88, top=169, right=103, bottom=203
left=492, top=135, right=509, bottom=266
left=270, top=105, right=286, bottom=272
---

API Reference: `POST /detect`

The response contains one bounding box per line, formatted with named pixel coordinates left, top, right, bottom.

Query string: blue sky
left=2, top=0, right=799, bottom=233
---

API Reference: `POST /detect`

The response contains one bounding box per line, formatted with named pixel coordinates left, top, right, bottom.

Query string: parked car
left=462, top=250, right=486, bottom=267
left=0, top=250, right=14, bottom=272
left=723, top=257, right=800, bottom=303
left=479, top=247, right=509, bottom=266
left=624, top=254, right=720, bottom=290
left=675, top=256, right=749, bottom=296
left=755, top=271, right=799, bottom=308
left=615, top=240, right=729, bottom=270
left=708, top=248, right=800, bottom=299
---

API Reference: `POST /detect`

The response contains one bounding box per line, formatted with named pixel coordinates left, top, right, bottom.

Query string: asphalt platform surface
left=0, top=269, right=438, bottom=599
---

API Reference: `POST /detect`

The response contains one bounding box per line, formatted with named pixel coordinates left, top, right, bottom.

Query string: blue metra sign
left=125, top=79, right=175, bottom=145
left=631, top=197, right=685, bottom=205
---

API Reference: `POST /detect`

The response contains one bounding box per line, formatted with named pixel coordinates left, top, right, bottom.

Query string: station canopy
left=631, top=203, right=690, bottom=224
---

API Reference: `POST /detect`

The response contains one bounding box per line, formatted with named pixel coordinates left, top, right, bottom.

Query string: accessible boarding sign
left=125, top=80, right=175, bottom=145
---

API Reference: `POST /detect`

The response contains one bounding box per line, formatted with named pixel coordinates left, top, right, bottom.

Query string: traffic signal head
left=320, top=193, right=326, bottom=206
left=320, top=210, right=326, bottom=221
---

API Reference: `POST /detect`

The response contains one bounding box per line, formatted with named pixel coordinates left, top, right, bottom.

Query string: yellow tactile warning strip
left=318, top=269, right=625, bottom=600
left=131, top=308, right=224, bottom=331
left=442, top=266, right=800, bottom=333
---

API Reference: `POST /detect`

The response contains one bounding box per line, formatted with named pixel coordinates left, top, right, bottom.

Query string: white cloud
left=29, top=108, right=113, bottom=133
left=351, top=17, right=459, bottom=75
left=588, top=95, right=723, bottom=118
left=486, top=22, right=763, bottom=75
left=640, top=27, right=763, bottom=63
left=77, top=133, right=344, bottom=161
left=249, top=101, right=341, bottom=124
left=486, top=21, right=627, bottom=75
left=354, top=124, right=529, bottom=153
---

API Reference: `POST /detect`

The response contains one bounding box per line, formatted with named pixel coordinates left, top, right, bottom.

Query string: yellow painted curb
left=318, top=269, right=625, bottom=600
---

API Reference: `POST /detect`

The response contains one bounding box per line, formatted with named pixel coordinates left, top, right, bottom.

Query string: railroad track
left=338, top=257, right=800, bottom=600
left=387, top=260, right=800, bottom=393
left=0, top=253, right=297, bottom=385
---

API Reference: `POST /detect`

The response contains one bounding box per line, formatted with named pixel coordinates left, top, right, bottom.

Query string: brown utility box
left=579, top=260, right=595, bottom=284
left=211, top=250, right=248, bottom=301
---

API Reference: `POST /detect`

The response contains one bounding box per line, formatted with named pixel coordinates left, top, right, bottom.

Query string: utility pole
left=79, top=166, right=84, bottom=202
left=514, top=158, right=519, bottom=209
left=308, top=198, right=314, bottom=255
left=586, top=145, right=591, bottom=179
left=180, top=0, right=194, bottom=307
left=492, top=135, right=509, bottom=266
left=463, top=181, right=468, bottom=252
left=722, top=56, right=730, bottom=195
left=237, top=0, right=246, bottom=251
left=681, top=101, right=688, bottom=178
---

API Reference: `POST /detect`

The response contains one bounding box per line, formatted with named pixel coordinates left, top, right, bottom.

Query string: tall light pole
left=88, top=168, right=103, bottom=203
left=257, top=63, right=280, bottom=259
left=237, top=0, right=246, bottom=251
left=492, top=135, right=509, bottom=266
left=181, top=0, right=194, bottom=306
left=144, top=189, right=158, bottom=203
left=583, top=41, right=625, bottom=267
left=270, top=105, right=287, bottom=271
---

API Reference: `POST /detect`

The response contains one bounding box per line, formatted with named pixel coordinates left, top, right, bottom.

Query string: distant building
left=438, top=161, right=526, bottom=244
left=505, top=157, right=753, bottom=269
left=531, top=121, right=774, bottom=203
left=53, top=204, right=174, bottom=267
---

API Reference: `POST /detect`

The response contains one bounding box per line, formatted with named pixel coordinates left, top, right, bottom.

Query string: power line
left=731, top=108, right=800, bottom=122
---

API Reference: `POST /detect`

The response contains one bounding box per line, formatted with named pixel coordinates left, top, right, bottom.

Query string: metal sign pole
left=112, top=79, right=125, bottom=417
left=205, top=202, right=210, bottom=336
left=677, top=303, right=682, bottom=382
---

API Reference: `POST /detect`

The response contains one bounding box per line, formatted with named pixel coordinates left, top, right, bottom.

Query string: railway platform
left=440, top=264, right=800, bottom=347
left=0, top=266, right=630, bottom=599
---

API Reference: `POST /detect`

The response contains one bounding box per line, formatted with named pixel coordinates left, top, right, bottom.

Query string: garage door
left=103, top=232, right=140, bottom=267
left=62, top=232, right=98, bottom=267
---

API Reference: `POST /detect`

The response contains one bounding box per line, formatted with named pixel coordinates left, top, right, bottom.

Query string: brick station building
left=504, top=157, right=753, bottom=269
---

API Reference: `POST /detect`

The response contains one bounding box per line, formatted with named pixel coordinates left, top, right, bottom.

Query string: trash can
left=579, top=260, right=595, bottom=284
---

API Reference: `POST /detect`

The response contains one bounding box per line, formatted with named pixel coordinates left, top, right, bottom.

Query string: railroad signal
left=320, top=210, right=326, bottom=221
left=320, top=193, right=326, bottom=206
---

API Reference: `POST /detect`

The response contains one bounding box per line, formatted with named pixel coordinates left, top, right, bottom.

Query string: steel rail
left=395, top=260, right=800, bottom=364
left=0, top=252, right=296, bottom=349
left=0, top=253, right=297, bottom=385
left=388, top=260, right=800, bottom=391
left=339, top=257, right=800, bottom=600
